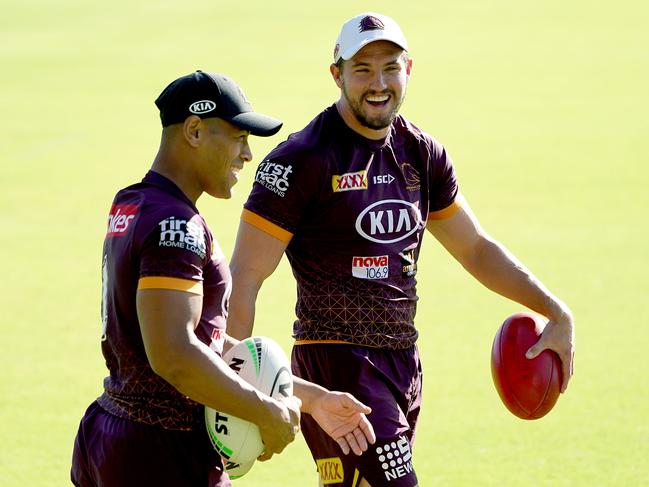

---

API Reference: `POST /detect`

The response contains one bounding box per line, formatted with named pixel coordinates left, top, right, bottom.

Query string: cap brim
left=340, top=36, right=408, bottom=61
left=227, top=112, right=283, bottom=137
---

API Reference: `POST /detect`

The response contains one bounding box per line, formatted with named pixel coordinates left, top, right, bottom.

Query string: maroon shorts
left=292, top=344, right=422, bottom=487
left=71, top=401, right=231, bottom=487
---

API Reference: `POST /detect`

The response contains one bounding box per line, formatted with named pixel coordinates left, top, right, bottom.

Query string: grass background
left=1, top=0, right=647, bottom=485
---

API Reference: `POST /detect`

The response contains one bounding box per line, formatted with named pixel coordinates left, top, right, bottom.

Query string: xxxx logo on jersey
left=332, top=170, right=368, bottom=192
left=316, top=457, right=344, bottom=484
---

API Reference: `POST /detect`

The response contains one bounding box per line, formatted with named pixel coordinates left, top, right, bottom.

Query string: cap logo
left=189, top=100, right=216, bottom=114
left=359, top=15, right=385, bottom=32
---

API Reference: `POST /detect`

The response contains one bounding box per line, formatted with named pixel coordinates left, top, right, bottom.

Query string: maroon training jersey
left=243, top=105, right=460, bottom=350
left=97, top=171, right=230, bottom=430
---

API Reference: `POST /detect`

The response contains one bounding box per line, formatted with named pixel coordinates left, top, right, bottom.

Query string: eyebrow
left=352, top=59, right=401, bottom=68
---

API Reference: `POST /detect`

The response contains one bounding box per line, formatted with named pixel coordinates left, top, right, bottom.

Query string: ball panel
left=204, top=406, right=263, bottom=463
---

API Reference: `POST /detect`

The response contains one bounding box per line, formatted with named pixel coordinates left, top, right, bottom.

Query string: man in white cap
left=228, top=12, right=574, bottom=487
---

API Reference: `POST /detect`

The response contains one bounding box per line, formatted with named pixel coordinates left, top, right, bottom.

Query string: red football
left=491, top=312, right=562, bottom=419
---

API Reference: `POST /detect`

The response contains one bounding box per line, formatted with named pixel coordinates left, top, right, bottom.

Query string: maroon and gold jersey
left=97, top=171, right=230, bottom=430
left=243, top=106, right=460, bottom=350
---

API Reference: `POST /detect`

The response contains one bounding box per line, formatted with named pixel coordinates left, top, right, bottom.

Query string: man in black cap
left=71, top=71, right=376, bottom=487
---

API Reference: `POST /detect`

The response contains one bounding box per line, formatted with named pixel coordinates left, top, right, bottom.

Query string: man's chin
left=207, top=188, right=232, bottom=200
left=355, top=106, right=398, bottom=129
left=358, top=114, right=395, bottom=131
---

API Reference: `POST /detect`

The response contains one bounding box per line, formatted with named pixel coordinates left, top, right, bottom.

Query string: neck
left=151, top=150, right=201, bottom=204
left=335, top=100, right=390, bottom=140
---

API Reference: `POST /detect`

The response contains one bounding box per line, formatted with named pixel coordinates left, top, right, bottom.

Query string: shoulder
left=112, top=183, right=206, bottom=242
left=393, top=115, right=444, bottom=152
left=267, top=106, right=340, bottom=162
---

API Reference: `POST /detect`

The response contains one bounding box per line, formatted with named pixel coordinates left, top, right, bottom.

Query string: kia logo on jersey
left=355, top=199, right=423, bottom=244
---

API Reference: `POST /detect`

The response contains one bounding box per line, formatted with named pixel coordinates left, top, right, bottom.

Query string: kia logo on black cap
left=189, top=100, right=216, bottom=114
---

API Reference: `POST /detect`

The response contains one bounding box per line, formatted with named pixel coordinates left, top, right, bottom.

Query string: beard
left=341, top=83, right=405, bottom=130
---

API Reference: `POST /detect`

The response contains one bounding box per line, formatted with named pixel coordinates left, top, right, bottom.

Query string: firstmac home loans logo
left=255, top=160, right=293, bottom=197
left=158, top=216, right=207, bottom=259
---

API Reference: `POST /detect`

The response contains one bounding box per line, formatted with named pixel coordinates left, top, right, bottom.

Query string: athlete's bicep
left=228, top=218, right=290, bottom=339
left=136, top=285, right=203, bottom=375
left=426, top=196, right=488, bottom=264
left=231, top=217, right=290, bottom=284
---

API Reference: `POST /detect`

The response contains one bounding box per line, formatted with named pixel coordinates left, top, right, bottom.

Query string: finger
left=258, top=451, right=273, bottom=462
left=560, top=351, right=573, bottom=393
left=342, top=393, right=372, bottom=414
left=525, top=338, right=546, bottom=359
left=291, top=395, right=303, bottom=410
left=284, top=398, right=301, bottom=424
left=345, top=432, right=363, bottom=456
left=358, top=416, right=376, bottom=444
left=336, top=437, right=350, bottom=456
left=570, top=351, right=575, bottom=385
left=353, top=428, right=369, bottom=453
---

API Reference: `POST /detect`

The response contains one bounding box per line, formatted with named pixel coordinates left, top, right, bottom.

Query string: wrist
left=293, top=376, right=327, bottom=415
left=544, top=299, right=573, bottom=324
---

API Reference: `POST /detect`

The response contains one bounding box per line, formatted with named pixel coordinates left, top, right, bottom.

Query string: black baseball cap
left=154, top=70, right=283, bottom=137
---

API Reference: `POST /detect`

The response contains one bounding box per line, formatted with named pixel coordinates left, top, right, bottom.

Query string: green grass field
left=1, top=0, right=648, bottom=485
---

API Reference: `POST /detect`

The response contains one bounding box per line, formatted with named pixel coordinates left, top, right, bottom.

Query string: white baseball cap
left=333, top=12, right=408, bottom=62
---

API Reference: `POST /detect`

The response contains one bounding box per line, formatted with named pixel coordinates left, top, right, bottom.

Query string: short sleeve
left=138, top=213, right=210, bottom=293
left=427, top=139, right=460, bottom=219
left=243, top=152, right=318, bottom=237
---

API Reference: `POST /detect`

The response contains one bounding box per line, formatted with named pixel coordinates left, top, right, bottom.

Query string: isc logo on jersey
left=158, top=216, right=207, bottom=259
left=255, top=160, right=293, bottom=197
left=332, top=170, right=368, bottom=192
left=355, top=200, right=423, bottom=244
left=352, top=255, right=389, bottom=280
left=106, top=204, right=139, bottom=237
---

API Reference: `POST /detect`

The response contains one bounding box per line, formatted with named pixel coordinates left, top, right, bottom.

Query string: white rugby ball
left=205, top=336, right=294, bottom=467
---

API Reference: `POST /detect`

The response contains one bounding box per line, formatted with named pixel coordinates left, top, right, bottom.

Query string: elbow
left=147, top=345, right=191, bottom=390
left=457, top=234, right=498, bottom=275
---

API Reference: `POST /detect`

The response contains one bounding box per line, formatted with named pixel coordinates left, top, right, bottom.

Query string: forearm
left=227, top=220, right=288, bottom=339
left=463, top=236, right=571, bottom=320
left=292, top=376, right=328, bottom=415
left=428, top=202, right=575, bottom=390
left=156, top=334, right=276, bottom=426
left=226, top=279, right=258, bottom=340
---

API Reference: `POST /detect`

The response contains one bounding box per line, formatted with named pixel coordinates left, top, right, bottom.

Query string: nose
left=240, top=140, right=252, bottom=163
left=369, top=70, right=388, bottom=91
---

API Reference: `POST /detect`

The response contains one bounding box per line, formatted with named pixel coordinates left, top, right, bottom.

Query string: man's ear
left=183, top=115, right=203, bottom=147
left=330, top=63, right=344, bottom=89
left=406, top=57, right=413, bottom=77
